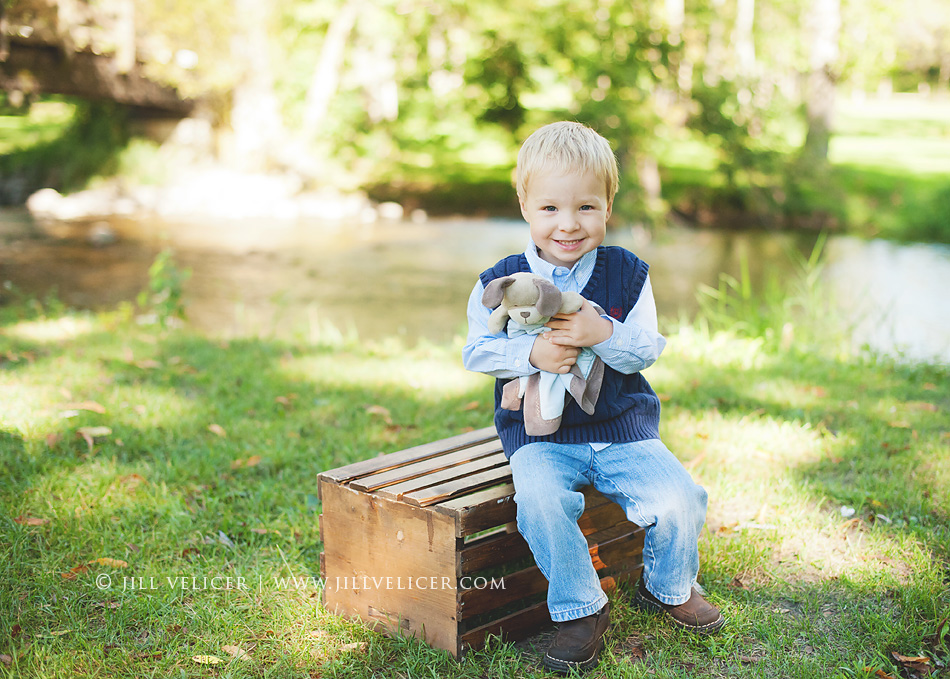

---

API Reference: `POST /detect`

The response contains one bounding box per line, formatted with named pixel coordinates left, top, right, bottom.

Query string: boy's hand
left=544, top=301, right=613, bottom=348
left=529, top=334, right=579, bottom=374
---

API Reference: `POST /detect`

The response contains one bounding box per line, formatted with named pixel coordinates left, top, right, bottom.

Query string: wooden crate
left=317, top=426, right=644, bottom=657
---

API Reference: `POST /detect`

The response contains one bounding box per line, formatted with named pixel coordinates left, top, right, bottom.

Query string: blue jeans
left=509, top=439, right=708, bottom=622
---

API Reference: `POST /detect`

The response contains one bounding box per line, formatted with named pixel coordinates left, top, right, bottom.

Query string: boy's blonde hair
left=516, top=121, right=619, bottom=203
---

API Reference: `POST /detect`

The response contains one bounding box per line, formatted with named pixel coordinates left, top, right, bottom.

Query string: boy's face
left=520, top=170, right=612, bottom=269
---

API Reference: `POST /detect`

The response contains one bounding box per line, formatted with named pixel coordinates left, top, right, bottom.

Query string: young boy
left=462, top=121, right=723, bottom=674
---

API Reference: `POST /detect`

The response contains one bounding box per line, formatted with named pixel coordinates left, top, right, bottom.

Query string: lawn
left=1, top=273, right=947, bottom=677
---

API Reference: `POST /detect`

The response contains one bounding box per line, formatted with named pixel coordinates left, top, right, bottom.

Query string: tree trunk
left=229, top=0, right=284, bottom=167
left=303, top=0, right=364, bottom=137
left=733, top=0, right=756, bottom=77
left=801, top=0, right=841, bottom=163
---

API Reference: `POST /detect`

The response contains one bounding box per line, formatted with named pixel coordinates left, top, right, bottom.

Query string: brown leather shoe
left=634, top=579, right=724, bottom=634
left=542, top=603, right=610, bottom=674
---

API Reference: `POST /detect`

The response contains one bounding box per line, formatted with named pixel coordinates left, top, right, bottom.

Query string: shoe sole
left=542, top=640, right=603, bottom=675
left=634, top=592, right=725, bottom=634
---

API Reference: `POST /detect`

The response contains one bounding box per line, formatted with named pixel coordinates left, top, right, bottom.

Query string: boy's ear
left=605, top=198, right=613, bottom=221
left=519, top=197, right=529, bottom=222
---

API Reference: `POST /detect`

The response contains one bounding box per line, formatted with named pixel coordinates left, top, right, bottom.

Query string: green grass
left=1, top=260, right=948, bottom=678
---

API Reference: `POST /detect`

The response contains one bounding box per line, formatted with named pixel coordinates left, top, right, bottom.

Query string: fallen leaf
left=462, top=401, right=481, bottom=411
left=891, top=652, right=932, bottom=675
left=0, top=654, right=10, bottom=666
left=623, top=636, right=645, bottom=660
left=92, top=601, right=122, bottom=609
left=61, top=401, right=106, bottom=414
left=739, top=655, right=763, bottom=663
left=923, top=383, right=936, bottom=390
left=45, top=433, right=62, bottom=448
left=866, top=668, right=898, bottom=679
left=340, top=642, right=368, bottom=653
left=118, top=474, right=146, bottom=491
left=14, top=516, right=49, bottom=526
left=90, top=557, right=128, bottom=568
left=906, top=401, right=938, bottom=412
left=208, top=424, right=227, bottom=437
left=192, top=655, right=223, bottom=665
left=222, top=645, right=251, bottom=661
left=61, top=564, right=90, bottom=580
left=244, top=455, right=262, bottom=467
left=217, top=531, right=236, bottom=549
left=365, top=405, right=393, bottom=424
left=250, top=528, right=272, bottom=534
left=888, top=420, right=911, bottom=429
left=807, top=386, right=828, bottom=397
left=77, top=426, right=113, bottom=438
left=134, top=359, right=161, bottom=370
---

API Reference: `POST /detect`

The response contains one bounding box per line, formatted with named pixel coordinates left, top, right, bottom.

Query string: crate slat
left=319, top=426, right=498, bottom=485
left=401, top=465, right=514, bottom=506
left=375, top=452, right=508, bottom=502
left=350, top=440, right=503, bottom=493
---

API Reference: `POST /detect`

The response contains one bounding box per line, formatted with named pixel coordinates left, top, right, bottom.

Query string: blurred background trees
left=2, top=0, right=949, bottom=236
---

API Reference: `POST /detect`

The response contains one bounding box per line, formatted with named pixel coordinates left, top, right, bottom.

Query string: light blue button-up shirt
left=462, top=241, right=667, bottom=451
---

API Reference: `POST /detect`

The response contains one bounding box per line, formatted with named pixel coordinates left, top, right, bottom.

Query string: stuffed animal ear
left=534, top=278, right=563, bottom=317
left=482, top=276, right=515, bottom=309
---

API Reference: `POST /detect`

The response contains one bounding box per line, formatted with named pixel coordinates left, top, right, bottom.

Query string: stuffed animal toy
left=482, top=272, right=605, bottom=436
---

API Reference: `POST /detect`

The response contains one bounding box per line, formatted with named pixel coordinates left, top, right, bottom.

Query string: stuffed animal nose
left=520, top=311, right=532, bottom=319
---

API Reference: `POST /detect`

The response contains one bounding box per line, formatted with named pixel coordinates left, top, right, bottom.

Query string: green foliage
left=0, top=99, right=129, bottom=202
left=136, top=249, right=191, bottom=328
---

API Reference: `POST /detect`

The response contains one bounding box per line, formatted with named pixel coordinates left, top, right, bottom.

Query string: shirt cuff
left=506, top=332, right=538, bottom=374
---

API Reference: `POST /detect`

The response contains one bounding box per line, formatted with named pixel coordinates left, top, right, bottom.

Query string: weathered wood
left=350, top=440, right=503, bottom=493
left=457, top=574, right=625, bottom=655
left=318, top=428, right=647, bottom=657
left=438, top=482, right=516, bottom=537
left=401, top=465, right=513, bottom=506
left=374, top=452, right=508, bottom=502
left=320, top=481, right=460, bottom=653
left=320, top=426, right=497, bottom=485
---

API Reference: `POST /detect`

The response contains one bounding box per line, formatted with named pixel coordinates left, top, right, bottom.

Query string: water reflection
left=1, top=210, right=947, bottom=364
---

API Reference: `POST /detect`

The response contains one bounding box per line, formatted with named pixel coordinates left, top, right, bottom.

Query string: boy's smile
left=520, top=171, right=612, bottom=269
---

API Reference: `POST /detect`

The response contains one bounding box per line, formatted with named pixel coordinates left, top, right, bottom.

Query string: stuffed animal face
left=482, top=272, right=585, bottom=335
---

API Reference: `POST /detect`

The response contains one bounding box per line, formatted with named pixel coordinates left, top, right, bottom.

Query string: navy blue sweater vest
left=479, top=246, right=662, bottom=457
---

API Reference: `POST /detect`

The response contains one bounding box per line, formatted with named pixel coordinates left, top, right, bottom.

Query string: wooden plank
left=459, top=563, right=547, bottom=618
left=446, top=483, right=625, bottom=539
left=458, top=600, right=551, bottom=656
left=320, top=482, right=460, bottom=655
left=318, top=426, right=498, bottom=485
left=437, top=483, right=517, bottom=537
left=457, top=573, right=622, bottom=655
left=353, top=441, right=503, bottom=493
left=376, top=453, right=509, bottom=502
left=459, top=526, right=644, bottom=621
left=458, top=498, right=634, bottom=576
left=402, top=465, right=514, bottom=507
left=459, top=530, right=532, bottom=575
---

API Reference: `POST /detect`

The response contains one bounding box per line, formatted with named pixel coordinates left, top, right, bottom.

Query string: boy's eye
left=542, top=206, right=557, bottom=212
left=580, top=205, right=594, bottom=210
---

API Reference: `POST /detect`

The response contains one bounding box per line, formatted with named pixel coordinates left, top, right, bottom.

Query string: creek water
left=1, top=209, right=948, bottom=364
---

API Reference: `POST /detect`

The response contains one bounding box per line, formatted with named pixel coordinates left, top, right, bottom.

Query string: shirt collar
left=524, top=240, right=599, bottom=289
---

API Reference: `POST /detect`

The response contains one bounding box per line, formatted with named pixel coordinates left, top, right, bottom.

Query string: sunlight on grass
left=4, top=315, right=96, bottom=342
left=1, top=292, right=947, bottom=678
